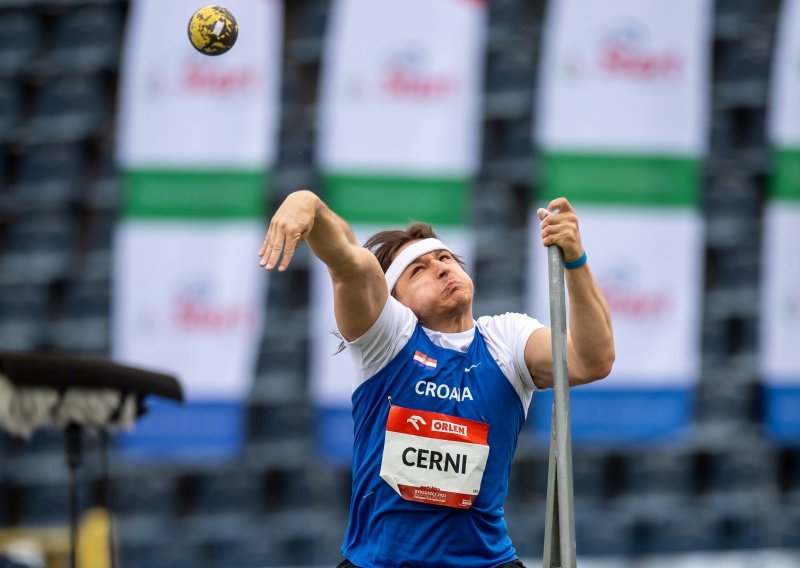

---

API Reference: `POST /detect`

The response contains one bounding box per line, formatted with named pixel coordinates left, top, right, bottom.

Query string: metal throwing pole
left=542, top=239, right=577, bottom=568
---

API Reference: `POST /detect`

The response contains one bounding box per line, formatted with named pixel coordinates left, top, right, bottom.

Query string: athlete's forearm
left=299, top=191, right=365, bottom=275
left=565, top=263, right=615, bottom=383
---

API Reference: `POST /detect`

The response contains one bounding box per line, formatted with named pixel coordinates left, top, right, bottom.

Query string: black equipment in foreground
left=0, top=351, right=183, bottom=568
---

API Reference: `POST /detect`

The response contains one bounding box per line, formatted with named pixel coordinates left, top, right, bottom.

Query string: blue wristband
left=564, top=251, right=587, bottom=270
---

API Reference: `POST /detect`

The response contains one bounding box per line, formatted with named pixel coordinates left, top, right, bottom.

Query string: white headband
left=384, top=238, right=452, bottom=292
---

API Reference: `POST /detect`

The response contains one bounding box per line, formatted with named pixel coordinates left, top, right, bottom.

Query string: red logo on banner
left=181, top=61, right=262, bottom=94
left=381, top=50, right=458, bottom=100
left=598, top=24, right=683, bottom=80
left=602, top=285, right=672, bottom=319
left=172, top=280, right=257, bottom=331
left=173, top=300, right=256, bottom=330
left=599, top=266, right=673, bottom=320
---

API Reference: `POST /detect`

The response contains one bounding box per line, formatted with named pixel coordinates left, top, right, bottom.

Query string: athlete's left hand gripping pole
left=541, top=209, right=577, bottom=568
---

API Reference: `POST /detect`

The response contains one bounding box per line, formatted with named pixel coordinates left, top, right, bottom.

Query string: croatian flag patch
left=413, top=350, right=437, bottom=369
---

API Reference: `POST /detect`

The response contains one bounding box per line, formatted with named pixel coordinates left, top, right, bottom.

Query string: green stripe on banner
left=771, top=149, right=800, bottom=201
left=323, top=174, right=469, bottom=226
left=538, top=153, right=699, bottom=207
left=123, top=170, right=267, bottom=219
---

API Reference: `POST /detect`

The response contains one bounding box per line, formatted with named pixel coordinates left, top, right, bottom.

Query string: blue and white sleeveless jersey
left=341, top=297, right=544, bottom=568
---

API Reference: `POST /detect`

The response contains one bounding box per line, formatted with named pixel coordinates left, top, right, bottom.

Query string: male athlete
left=258, top=190, right=614, bottom=568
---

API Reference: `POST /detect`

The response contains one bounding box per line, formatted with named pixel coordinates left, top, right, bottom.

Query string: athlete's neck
left=418, top=309, right=474, bottom=334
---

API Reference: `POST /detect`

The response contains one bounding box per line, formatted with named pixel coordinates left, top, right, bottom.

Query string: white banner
left=530, top=0, right=710, bottom=441
left=536, top=0, right=710, bottom=154
left=317, top=0, right=486, bottom=175
left=117, top=0, right=282, bottom=168
left=313, top=0, right=485, bottom=460
left=769, top=0, right=800, bottom=147
left=764, top=0, right=800, bottom=387
left=114, top=0, right=281, bottom=458
left=761, top=204, right=800, bottom=385
left=113, top=223, right=265, bottom=399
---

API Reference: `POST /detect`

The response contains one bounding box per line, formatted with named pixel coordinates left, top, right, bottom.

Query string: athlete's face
left=392, top=243, right=474, bottom=329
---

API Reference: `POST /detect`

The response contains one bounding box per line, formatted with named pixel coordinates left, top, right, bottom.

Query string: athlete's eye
left=411, top=266, right=423, bottom=276
left=439, top=254, right=451, bottom=261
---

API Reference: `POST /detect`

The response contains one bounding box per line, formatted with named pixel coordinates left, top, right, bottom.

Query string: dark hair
left=363, top=222, right=463, bottom=273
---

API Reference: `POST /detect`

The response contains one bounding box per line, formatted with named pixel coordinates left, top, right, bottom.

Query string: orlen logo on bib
left=431, top=419, right=468, bottom=438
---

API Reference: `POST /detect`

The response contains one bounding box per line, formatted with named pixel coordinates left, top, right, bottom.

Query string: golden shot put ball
left=187, top=5, right=238, bottom=56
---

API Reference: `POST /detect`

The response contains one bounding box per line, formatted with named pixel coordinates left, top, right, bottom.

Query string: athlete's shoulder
left=477, top=311, right=535, bottom=323
left=478, top=313, right=544, bottom=397
left=477, top=312, right=544, bottom=338
left=347, top=295, right=419, bottom=388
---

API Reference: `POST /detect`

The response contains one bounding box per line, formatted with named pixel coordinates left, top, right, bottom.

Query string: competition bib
left=379, top=405, right=490, bottom=509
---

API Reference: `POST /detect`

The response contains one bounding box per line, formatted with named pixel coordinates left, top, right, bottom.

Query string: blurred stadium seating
left=0, top=0, right=796, bottom=566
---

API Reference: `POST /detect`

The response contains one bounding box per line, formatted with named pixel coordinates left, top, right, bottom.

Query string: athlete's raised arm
left=258, top=189, right=387, bottom=341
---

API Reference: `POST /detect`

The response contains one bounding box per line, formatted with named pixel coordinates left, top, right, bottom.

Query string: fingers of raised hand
left=547, top=197, right=573, bottom=214
left=259, top=232, right=284, bottom=270
left=540, top=224, right=564, bottom=248
left=258, top=225, right=272, bottom=262
left=540, top=210, right=580, bottom=247
left=258, top=233, right=270, bottom=257
left=258, top=217, right=306, bottom=271
left=277, top=236, right=302, bottom=271
left=258, top=220, right=283, bottom=270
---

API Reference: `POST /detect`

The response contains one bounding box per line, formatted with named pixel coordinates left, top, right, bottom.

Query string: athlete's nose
left=434, top=259, right=450, bottom=278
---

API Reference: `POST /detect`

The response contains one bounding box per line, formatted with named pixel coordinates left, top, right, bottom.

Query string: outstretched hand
left=537, top=197, right=584, bottom=263
left=258, top=190, right=320, bottom=272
